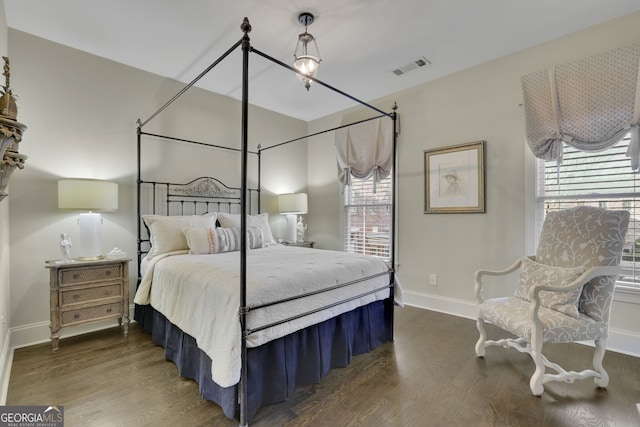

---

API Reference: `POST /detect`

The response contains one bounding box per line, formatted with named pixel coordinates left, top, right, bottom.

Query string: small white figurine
left=59, top=233, right=72, bottom=261
left=296, top=217, right=307, bottom=242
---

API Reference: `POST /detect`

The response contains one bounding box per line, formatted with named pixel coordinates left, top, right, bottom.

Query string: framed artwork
left=424, top=141, right=485, bottom=213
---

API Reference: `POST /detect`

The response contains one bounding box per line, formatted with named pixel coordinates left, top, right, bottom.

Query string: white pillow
left=183, top=226, right=265, bottom=254
left=514, top=257, right=587, bottom=318
left=217, top=212, right=276, bottom=246
left=143, top=213, right=217, bottom=259
left=183, top=227, right=215, bottom=255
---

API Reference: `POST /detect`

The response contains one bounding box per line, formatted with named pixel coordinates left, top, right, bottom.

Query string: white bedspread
left=133, top=245, right=397, bottom=387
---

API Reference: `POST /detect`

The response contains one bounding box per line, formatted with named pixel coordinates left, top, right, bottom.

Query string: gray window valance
left=335, top=117, right=394, bottom=191
left=521, top=43, right=640, bottom=170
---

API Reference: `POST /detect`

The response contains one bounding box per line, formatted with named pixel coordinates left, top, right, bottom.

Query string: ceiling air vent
left=392, top=56, right=431, bottom=76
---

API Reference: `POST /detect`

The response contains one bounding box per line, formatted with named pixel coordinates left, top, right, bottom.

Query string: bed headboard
left=137, top=176, right=259, bottom=257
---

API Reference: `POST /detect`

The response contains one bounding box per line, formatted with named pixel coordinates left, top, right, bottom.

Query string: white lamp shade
left=58, top=178, right=118, bottom=211
left=278, top=193, right=308, bottom=214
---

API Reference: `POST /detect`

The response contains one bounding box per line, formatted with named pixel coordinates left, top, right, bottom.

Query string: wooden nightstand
left=45, top=258, right=130, bottom=351
left=282, top=241, right=315, bottom=248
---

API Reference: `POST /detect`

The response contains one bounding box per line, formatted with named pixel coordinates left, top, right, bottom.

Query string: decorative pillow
left=183, top=226, right=264, bottom=254
left=182, top=227, right=215, bottom=255
left=217, top=212, right=276, bottom=245
left=514, top=257, right=588, bottom=319
left=143, top=214, right=216, bottom=259
left=246, top=226, right=265, bottom=249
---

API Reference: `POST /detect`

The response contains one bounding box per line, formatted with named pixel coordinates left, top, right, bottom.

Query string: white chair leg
left=475, top=318, right=486, bottom=357
left=529, top=332, right=545, bottom=396
left=593, top=339, right=609, bottom=388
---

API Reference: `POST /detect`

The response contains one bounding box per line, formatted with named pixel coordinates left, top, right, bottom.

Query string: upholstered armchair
left=475, top=206, right=629, bottom=395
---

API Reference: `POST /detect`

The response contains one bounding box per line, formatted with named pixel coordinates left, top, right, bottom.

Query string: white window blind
left=536, top=134, right=640, bottom=292
left=344, top=173, right=392, bottom=260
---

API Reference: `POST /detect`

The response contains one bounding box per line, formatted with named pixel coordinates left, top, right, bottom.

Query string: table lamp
left=278, top=193, right=307, bottom=243
left=58, top=178, right=118, bottom=260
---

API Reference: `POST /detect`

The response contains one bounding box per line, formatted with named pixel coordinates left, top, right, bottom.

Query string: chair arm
left=474, top=258, right=523, bottom=303
left=528, top=265, right=621, bottom=302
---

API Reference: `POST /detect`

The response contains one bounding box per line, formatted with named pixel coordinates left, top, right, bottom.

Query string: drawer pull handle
left=72, top=273, right=80, bottom=280
left=73, top=313, right=80, bottom=319
left=72, top=294, right=80, bottom=300
left=106, top=308, right=113, bottom=313
left=105, top=271, right=112, bottom=276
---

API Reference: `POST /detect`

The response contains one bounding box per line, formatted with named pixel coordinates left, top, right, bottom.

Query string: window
left=344, top=174, right=392, bottom=260
left=536, top=134, right=640, bottom=293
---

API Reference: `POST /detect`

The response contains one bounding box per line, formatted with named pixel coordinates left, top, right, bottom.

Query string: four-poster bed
left=133, top=18, right=399, bottom=425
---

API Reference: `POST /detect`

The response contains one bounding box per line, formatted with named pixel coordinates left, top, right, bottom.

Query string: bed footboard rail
left=241, top=269, right=395, bottom=336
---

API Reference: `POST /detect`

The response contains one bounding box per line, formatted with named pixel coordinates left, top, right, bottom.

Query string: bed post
left=257, top=144, right=262, bottom=213
left=390, top=102, right=398, bottom=339
left=239, top=16, right=251, bottom=427
left=136, top=121, right=143, bottom=284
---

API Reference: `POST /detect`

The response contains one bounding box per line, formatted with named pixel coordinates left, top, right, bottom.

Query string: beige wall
left=308, top=12, right=640, bottom=355
left=7, top=30, right=306, bottom=347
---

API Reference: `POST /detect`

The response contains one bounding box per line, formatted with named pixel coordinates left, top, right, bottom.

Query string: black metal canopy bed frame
left=134, top=18, right=398, bottom=426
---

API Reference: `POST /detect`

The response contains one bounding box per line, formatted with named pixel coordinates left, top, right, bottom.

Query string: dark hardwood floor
left=7, top=306, right=640, bottom=426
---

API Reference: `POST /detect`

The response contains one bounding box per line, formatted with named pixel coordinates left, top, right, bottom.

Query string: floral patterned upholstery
left=475, top=206, right=629, bottom=395
left=513, top=257, right=587, bottom=319
left=479, top=296, right=608, bottom=342
left=535, top=206, right=629, bottom=323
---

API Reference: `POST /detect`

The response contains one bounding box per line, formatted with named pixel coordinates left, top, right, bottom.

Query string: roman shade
left=335, top=117, right=393, bottom=192
left=521, top=43, right=640, bottom=169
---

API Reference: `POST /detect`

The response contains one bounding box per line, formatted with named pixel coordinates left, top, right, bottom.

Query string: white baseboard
left=605, top=327, right=640, bottom=358
left=9, top=304, right=137, bottom=350
left=9, top=320, right=51, bottom=350
left=0, top=331, right=12, bottom=405
left=403, top=290, right=640, bottom=358
left=402, top=289, right=478, bottom=320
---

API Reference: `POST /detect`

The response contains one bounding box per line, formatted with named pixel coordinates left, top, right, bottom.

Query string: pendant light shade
left=293, top=12, right=322, bottom=91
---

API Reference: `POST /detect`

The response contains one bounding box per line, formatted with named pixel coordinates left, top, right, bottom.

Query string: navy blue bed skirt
left=135, top=299, right=393, bottom=421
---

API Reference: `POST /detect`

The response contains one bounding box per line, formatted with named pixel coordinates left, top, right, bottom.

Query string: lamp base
left=78, top=212, right=103, bottom=259
left=285, top=214, right=297, bottom=243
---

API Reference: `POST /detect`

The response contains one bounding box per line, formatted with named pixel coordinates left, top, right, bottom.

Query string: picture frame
left=424, top=141, right=485, bottom=213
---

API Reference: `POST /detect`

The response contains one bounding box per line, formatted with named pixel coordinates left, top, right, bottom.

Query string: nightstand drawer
left=61, top=302, right=123, bottom=325
left=60, top=283, right=122, bottom=306
left=60, top=264, right=123, bottom=286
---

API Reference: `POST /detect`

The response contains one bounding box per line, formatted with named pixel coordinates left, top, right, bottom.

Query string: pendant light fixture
left=293, top=12, right=322, bottom=91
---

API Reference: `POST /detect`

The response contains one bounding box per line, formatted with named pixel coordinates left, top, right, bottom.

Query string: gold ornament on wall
left=0, top=56, right=17, bottom=120
left=0, top=56, right=27, bottom=202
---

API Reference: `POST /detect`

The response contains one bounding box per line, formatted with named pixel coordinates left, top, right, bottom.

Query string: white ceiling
left=4, top=1, right=640, bottom=121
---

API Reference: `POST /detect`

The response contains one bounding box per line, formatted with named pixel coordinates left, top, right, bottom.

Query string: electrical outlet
left=429, top=274, right=438, bottom=286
